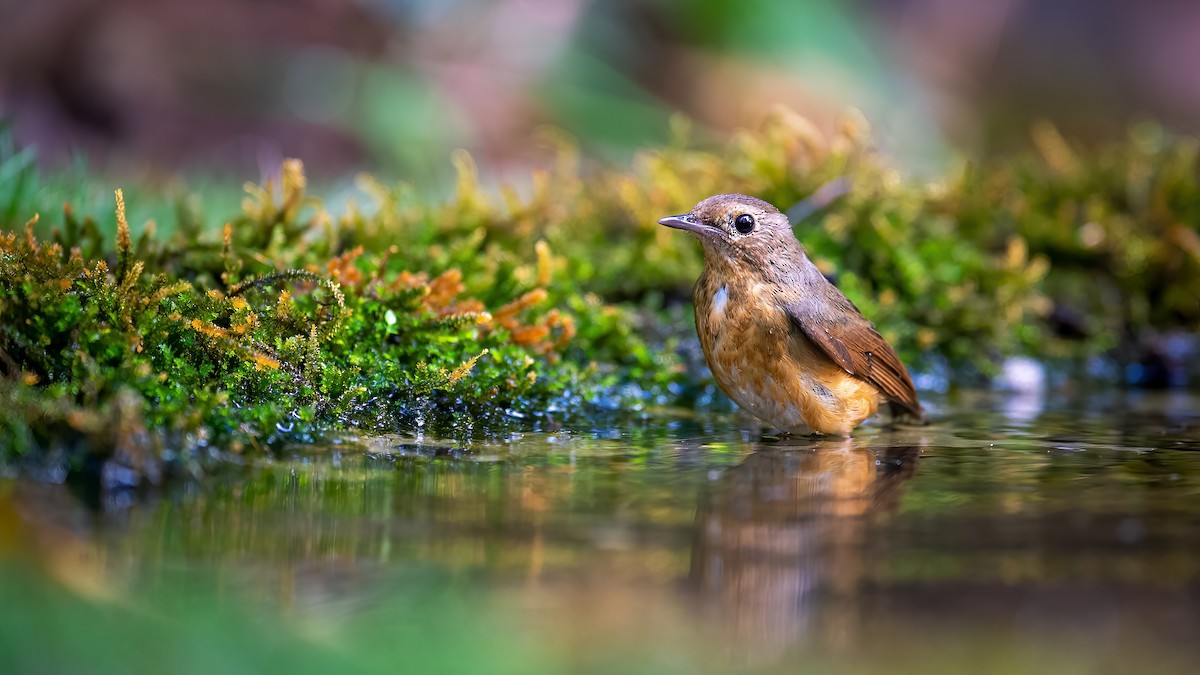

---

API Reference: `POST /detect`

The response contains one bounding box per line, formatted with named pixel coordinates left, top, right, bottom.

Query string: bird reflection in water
left=690, top=436, right=922, bottom=659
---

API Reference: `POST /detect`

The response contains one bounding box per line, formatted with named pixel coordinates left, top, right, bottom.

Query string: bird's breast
left=693, top=272, right=881, bottom=435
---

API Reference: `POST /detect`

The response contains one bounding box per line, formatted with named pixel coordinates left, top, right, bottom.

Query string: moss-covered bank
left=2, top=110, right=1199, bottom=476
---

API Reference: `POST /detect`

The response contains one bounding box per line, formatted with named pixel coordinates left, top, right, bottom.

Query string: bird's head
left=658, top=193, right=802, bottom=267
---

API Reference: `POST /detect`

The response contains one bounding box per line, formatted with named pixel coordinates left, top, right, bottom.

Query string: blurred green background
left=5, top=0, right=1198, bottom=180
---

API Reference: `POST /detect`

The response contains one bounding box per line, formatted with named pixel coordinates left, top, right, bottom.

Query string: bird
left=658, top=193, right=923, bottom=436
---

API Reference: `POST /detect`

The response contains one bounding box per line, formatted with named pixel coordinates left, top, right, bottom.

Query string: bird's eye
left=734, top=213, right=755, bottom=234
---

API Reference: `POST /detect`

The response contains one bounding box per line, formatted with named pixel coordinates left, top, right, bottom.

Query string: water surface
left=3, top=391, right=1200, bottom=673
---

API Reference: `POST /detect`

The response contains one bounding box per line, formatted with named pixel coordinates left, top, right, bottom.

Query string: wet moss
left=2, top=110, right=1198, bottom=472
left=0, top=163, right=633, bottom=475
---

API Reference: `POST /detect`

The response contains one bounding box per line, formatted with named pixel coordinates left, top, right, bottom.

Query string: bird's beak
left=657, top=213, right=712, bottom=236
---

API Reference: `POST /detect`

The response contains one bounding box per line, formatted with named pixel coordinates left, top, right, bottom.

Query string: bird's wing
left=783, top=295, right=923, bottom=420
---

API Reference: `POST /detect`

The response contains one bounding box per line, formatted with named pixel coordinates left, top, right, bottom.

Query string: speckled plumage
left=660, top=194, right=922, bottom=436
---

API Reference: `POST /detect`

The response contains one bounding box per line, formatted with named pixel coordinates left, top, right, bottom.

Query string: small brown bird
left=659, top=194, right=922, bottom=436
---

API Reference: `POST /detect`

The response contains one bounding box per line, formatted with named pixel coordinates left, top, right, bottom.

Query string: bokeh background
left=4, top=0, right=1200, bottom=181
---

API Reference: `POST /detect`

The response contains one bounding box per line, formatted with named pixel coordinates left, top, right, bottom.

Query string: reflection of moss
left=2, top=110, right=1199, bottom=470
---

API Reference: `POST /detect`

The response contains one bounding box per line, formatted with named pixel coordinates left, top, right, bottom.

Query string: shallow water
left=3, top=390, right=1200, bottom=674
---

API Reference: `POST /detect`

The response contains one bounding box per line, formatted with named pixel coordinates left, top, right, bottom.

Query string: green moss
left=0, top=161, right=649, bottom=474
left=2, top=110, right=1199, bottom=473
